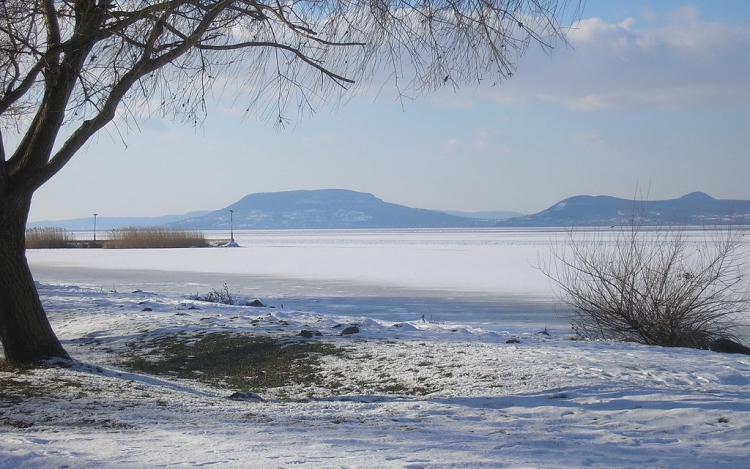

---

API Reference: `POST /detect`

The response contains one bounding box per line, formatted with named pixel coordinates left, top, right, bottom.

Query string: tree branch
left=196, top=41, right=357, bottom=85
left=0, top=129, right=6, bottom=193
left=26, top=1, right=237, bottom=190
left=0, top=59, right=45, bottom=115
left=42, top=0, right=61, bottom=50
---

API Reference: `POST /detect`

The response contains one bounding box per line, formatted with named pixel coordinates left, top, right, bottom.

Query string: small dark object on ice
left=141, top=307, right=153, bottom=312
left=709, top=338, right=750, bottom=355
left=506, top=339, right=521, bottom=344
left=228, top=391, right=264, bottom=402
left=341, top=325, right=360, bottom=335
left=537, top=327, right=550, bottom=336
left=247, top=299, right=265, bottom=307
left=298, top=330, right=314, bottom=339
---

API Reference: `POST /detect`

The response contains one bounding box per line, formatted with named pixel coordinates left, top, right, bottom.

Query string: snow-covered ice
left=2, top=228, right=749, bottom=468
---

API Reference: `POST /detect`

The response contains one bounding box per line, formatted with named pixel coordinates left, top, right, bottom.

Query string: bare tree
left=0, top=0, right=580, bottom=363
left=542, top=221, right=750, bottom=349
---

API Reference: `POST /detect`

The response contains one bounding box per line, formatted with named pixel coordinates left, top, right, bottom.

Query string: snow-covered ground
left=3, top=229, right=749, bottom=468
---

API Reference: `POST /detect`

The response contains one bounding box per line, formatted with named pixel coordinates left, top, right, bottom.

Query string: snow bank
left=2, top=282, right=749, bottom=468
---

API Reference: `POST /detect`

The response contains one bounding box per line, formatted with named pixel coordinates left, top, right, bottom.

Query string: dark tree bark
left=0, top=190, right=69, bottom=362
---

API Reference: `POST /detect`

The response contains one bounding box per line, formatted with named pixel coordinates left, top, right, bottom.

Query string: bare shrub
left=189, top=284, right=235, bottom=305
left=541, top=222, right=750, bottom=348
left=25, top=228, right=72, bottom=249
left=106, top=227, right=208, bottom=249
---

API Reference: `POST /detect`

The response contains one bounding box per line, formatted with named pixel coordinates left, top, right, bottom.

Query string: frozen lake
left=28, top=228, right=598, bottom=332
left=12, top=229, right=750, bottom=469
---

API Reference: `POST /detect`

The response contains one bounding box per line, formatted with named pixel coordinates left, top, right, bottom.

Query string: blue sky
left=28, top=1, right=750, bottom=221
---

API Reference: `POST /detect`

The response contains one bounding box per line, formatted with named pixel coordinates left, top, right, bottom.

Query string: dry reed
left=106, top=227, right=208, bottom=249
left=25, top=227, right=73, bottom=249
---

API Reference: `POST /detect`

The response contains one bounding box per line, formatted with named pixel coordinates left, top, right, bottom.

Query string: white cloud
left=473, top=140, right=487, bottom=152
left=441, top=139, right=460, bottom=152
left=480, top=7, right=750, bottom=111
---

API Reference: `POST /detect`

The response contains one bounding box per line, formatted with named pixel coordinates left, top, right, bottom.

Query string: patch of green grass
left=123, top=333, right=344, bottom=392
left=367, top=381, right=435, bottom=396
left=0, top=361, right=85, bottom=401
left=0, top=376, right=45, bottom=401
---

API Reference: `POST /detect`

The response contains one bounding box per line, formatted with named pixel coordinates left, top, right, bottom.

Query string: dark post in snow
left=229, top=209, right=234, bottom=243
left=225, top=210, right=239, bottom=247
left=93, top=213, right=98, bottom=242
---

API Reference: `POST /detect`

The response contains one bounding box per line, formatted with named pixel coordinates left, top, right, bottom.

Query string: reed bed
left=25, top=227, right=73, bottom=249
left=106, top=227, right=208, bottom=249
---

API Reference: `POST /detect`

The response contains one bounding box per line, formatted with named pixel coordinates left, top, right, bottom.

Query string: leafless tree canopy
left=0, top=0, right=578, bottom=191
left=542, top=223, right=750, bottom=348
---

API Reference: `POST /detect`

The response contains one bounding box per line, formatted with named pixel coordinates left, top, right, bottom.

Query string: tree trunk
left=0, top=191, right=69, bottom=363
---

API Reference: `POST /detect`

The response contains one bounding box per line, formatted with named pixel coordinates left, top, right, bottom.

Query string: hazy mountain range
left=441, top=210, right=524, bottom=220
left=27, top=211, right=213, bottom=231
left=493, top=191, right=750, bottom=227
left=166, top=190, right=475, bottom=230
left=28, top=189, right=750, bottom=231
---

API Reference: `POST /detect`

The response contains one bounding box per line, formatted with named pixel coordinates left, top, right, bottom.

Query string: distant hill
left=166, top=189, right=475, bottom=230
left=441, top=210, right=524, bottom=220
left=27, top=211, right=212, bottom=231
left=29, top=190, right=750, bottom=232
left=494, top=192, right=750, bottom=227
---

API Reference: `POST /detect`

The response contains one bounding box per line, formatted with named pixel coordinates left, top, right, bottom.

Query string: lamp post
left=93, top=213, right=98, bottom=242
left=229, top=209, right=234, bottom=242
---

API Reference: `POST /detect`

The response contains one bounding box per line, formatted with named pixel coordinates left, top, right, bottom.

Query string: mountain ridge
left=493, top=191, right=750, bottom=227
left=27, top=190, right=750, bottom=231
left=166, top=189, right=476, bottom=230
left=27, top=211, right=212, bottom=231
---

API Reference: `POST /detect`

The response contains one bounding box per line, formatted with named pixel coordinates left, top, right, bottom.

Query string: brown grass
left=105, top=227, right=208, bottom=249
left=25, top=227, right=73, bottom=249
